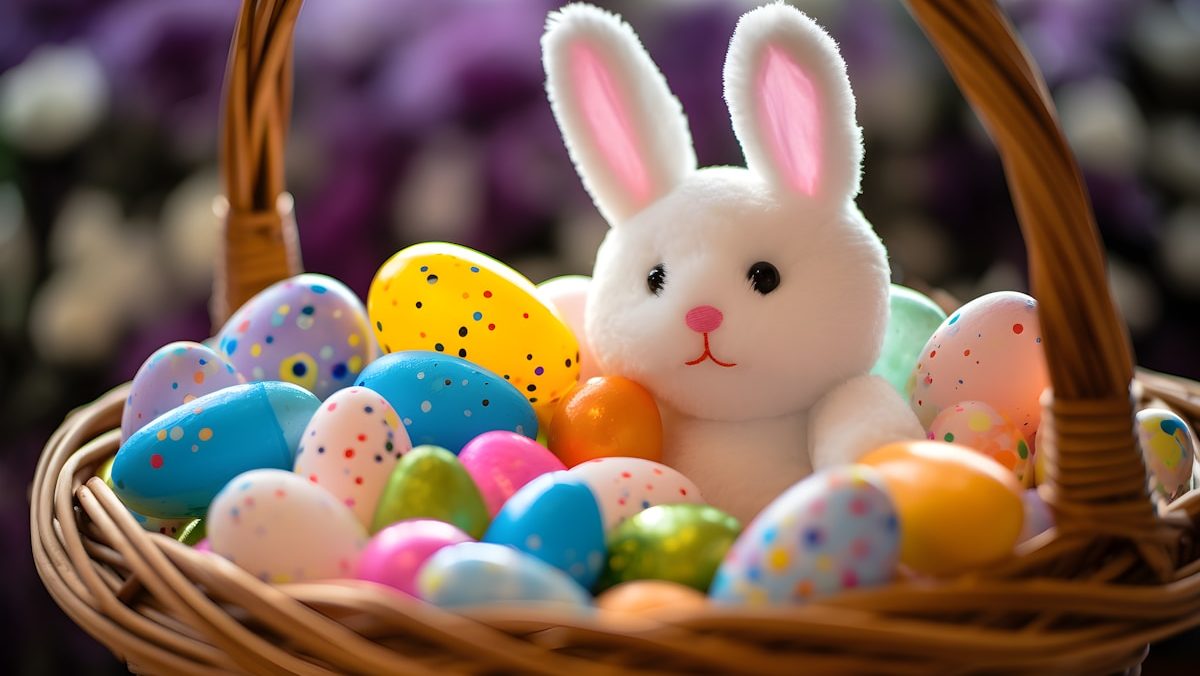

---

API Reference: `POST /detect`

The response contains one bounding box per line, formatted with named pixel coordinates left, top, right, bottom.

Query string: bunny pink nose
left=685, top=305, right=724, bottom=333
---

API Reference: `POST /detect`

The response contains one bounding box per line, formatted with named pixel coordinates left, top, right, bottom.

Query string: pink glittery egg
left=356, top=519, right=472, bottom=597
left=458, top=431, right=566, bottom=516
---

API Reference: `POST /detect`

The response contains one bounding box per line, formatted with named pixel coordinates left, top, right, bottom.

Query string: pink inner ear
left=756, top=45, right=822, bottom=196
left=569, top=42, right=653, bottom=206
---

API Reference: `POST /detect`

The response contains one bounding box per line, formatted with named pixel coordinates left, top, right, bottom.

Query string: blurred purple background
left=2, top=0, right=1198, bottom=672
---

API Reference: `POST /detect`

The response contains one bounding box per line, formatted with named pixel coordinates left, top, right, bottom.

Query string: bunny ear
left=543, top=3, right=696, bottom=225
left=724, top=4, right=862, bottom=205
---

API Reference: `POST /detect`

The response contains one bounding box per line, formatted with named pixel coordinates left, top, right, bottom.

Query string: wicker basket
left=30, top=0, right=1200, bottom=673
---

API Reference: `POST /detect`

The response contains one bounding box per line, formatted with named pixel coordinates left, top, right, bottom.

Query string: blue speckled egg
left=418, top=542, right=591, bottom=609
left=215, top=274, right=376, bottom=400
left=710, top=465, right=900, bottom=606
left=112, top=382, right=320, bottom=518
left=121, top=341, right=244, bottom=442
left=483, top=471, right=605, bottom=589
left=354, top=351, right=537, bottom=453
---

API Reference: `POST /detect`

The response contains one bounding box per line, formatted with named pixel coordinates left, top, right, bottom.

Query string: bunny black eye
left=647, top=264, right=666, bottom=296
left=747, top=261, right=780, bottom=295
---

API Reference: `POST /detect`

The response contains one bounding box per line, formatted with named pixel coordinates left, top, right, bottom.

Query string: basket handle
left=208, top=0, right=1171, bottom=573
left=903, top=0, right=1175, bottom=575
left=212, top=0, right=304, bottom=328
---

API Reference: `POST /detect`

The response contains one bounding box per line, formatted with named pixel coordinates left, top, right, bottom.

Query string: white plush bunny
left=542, top=2, right=924, bottom=522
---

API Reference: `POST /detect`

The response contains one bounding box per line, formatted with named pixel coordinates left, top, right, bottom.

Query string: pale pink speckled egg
left=928, top=401, right=1031, bottom=481
left=910, top=292, right=1048, bottom=443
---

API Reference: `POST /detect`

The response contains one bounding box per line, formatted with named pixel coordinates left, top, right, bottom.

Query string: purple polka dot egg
left=121, top=341, right=244, bottom=442
left=709, top=465, right=900, bottom=606
left=216, top=274, right=376, bottom=400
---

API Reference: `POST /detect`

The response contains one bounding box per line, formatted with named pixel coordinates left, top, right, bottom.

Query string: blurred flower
left=0, top=184, right=34, bottom=337
left=1160, top=205, right=1200, bottom=297
left=1057, top=78, right=1146, bottom=173
left=161, top=169, right=221, bottom=296
left=0, top=44, right=108, bottom=156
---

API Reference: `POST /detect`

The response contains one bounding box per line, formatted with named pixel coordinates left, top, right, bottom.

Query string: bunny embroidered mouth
left=684, top=333, right=737, bottom=368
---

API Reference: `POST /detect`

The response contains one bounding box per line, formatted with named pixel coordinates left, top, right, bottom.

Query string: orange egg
left=596, top=580, right=709, bottom=616
left=859, top=441, right=1024, bottom=576
left=547, top=376, right=662, bottom=467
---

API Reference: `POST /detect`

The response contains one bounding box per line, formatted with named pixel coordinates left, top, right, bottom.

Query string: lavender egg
left=216, top=274, right=376, bottom=400
left=121, top=341, right=244, bottom=442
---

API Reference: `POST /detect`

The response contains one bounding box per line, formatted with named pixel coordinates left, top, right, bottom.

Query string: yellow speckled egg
left=368, top=243, right=580, bottom=418
left=859, top=441, right=1024, bottom=576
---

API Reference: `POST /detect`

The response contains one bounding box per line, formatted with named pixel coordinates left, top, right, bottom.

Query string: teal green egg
left=371, top=445, right=490, bottom=537
left=600, top=504, right=741, bottom=593
left=870, top=285, right=947, bottom=395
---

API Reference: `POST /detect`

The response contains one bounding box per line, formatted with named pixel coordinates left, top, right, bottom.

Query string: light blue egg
left=354, top=351, right=537, bottom=453
left=710, top=465, right=900, bottom=606
left=418, top=542, right=591, bottom=609
left=483, top=472, right=605, bottom=589
left=870, top=284, right=947, bottom=395
left=112, top=382, right=320, bottom=518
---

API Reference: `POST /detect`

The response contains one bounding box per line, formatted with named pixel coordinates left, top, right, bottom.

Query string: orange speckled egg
left=910, top=292, right=1048, bottom=444
left=928, top=401, right=1031, bottom=482
left=547, top=376, right=662, bottom=467
left=368, top=243, right=580, bottom=420
left=596, top=580, right=709, bottom=616
left=859, top=441, right=1024, bottom=576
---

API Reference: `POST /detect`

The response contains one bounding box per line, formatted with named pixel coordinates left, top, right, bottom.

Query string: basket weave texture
left=30, top=0, right=1200, bottom=673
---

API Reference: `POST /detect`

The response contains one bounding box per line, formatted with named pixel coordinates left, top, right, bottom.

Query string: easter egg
left=216, top=274, right=375, bottom=400
left=547, top=376, right=662, bottom=467
left=536, top=275, right=600, bottom=381
left=928, top=401, right=1031, bottom=481
left=1018, top=488, right=1054, bottom=543
left=596, top=581, right=709, bottom=616
left=356, top=519, right=472, bottom=597
left=910, top=291, right=1048, bottom=442
left=870, top=285, right=947, bottom=396
left=859, top=441, right=1023, bottom=575
left=458, top=431, right=566, bottom=516
left=1136, top=408, right=1196, bottom=502
left=112, top=382, right=320, bottom=518
left=367, top=242, right=580, bottom=419
left=355, top=351, right=537, bottom=453
left=483, top=472, right=606, bottom=588
left=121, top=341, right=243, bottom=442
left=208, top=469, right=367, bottom=583
left=567, top=457, right=704, bottom=531
left=418, top=542, right=591, bottom=609
left=371, top=446, right=489, bottom=538
left=178, top=518, right=206, bottom=546
left=709, top=466, right=899, bottom=606
left=601, top=504, right=741, bottom=592
left=97, top=456, right=193, bottom=536
left=294, top=386, right=411, bottom=527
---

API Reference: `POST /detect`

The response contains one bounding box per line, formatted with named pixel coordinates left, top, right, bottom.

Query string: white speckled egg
left=567, top=457, right=704, bottom=530
left=294, top=387, right=412, bottom=527
left=216, top=274, right=376, bottom=400
left=910, top=291, right=1049, bottom=442
left=207, top=469, right=367, bottom=583
left=1136, top=408, right=1196, bottom=502
left=121, top=341, right=243, bottom=442
left=709, top=465, right=900, bottom=606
